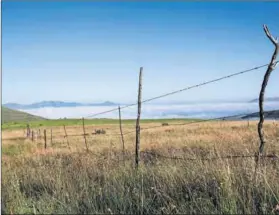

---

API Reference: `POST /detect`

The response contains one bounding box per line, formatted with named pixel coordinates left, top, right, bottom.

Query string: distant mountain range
left=249, top=97, right=279, bottom=103
left=3, top=97, right=279, bottom=110
left=3, top=101, right=117, bottom=110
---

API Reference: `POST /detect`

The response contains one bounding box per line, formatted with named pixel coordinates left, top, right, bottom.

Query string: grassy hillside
left=1, top=106, right=45, bottom=123
left=242, top=110, right=279, bottom=119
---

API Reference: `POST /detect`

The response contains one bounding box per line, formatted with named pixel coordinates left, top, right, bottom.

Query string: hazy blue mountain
left=249, top=97, right=279, bottom=103
left=2, top=103, right=25, bottom=109
left=3, top=101, right=117, bottom=110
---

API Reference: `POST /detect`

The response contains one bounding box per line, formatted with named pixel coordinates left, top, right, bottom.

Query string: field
left=2, top=119, right=279, bottom=214
left=1, top=118, right=196, bottom=130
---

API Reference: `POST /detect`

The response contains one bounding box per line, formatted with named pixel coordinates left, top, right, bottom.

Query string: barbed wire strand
left=83, top=63, right=270, bottom=119
left=36, top=62, right=274, bottom=137
left=60, top=109, right=277, bottom=138
left=121, top=109, right=278, bottom=136
left=142, top=151, right=278, bottom=161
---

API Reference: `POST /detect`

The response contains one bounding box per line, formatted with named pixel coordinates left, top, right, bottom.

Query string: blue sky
left=2, top=2, right=279, bottom=104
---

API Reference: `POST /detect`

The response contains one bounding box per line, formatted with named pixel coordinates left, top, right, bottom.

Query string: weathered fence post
left=50, top=129, right=53, bottom=145
left=256, top=25, right=278, bottom=165
left=118, top=106, right=125, bottom=162
left=44, top=129, right=47, bottom=149
left=135, top=67, right=143, bottom=169
left=82, top=118, right=89, bottom=152
left=26, top=124, right=30, bottom=138
left=31, top=130, right=34, bottom=142
left=63, top=125, right=70, bottom=148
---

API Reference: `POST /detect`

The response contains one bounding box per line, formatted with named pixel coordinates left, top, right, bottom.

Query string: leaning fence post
left=82, top=118, right=89, bottom=152
left=135, top=67, right=143, bottom=169
left=44, top=129, right=47, bottom=149
left=256, top=25, right=278, bottom=166
left=118, top=106, right=125, bottom=163
left=63, top=125, right=70, bottom=148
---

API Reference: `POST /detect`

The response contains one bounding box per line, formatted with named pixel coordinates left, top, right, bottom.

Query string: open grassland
left=1, top=118, right=195, bottom=130
left=2, top=120, right=279, bottom=214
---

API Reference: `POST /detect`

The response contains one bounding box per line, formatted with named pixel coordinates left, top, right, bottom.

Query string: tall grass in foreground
left=2, top=122, right=279, bottom=214
left=2, top=149, right=279, bottom=214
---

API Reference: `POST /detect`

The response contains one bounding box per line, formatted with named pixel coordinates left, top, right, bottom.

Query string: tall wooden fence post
left=256, top=25, right=278, bottom=166
left=63, top=125, right=70, bottom=148
left=135, top=67, right=143, bottom=169
left=118, top=106, right=125, bottom=162
left=44, top=129, right=47, bottom=149
left=82, top=118, right=89, bottom=152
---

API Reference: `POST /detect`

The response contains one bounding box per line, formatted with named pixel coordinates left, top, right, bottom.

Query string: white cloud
left=20, top=101, right=279, bottom=120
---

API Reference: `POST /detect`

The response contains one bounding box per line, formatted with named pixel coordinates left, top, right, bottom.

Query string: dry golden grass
left=3, top=120, right=278, bottom=156
left=2, top=120, right=279, bottom=214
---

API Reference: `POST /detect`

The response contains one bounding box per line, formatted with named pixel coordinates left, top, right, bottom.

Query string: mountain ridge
left=3, top=101, right=117, bottom=110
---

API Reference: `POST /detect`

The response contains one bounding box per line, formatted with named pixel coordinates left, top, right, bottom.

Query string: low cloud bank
left=20, top=102, right=279, bottom=120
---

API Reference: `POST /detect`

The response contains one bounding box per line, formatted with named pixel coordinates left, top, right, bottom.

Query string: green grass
left=1, top=106, right=45, bottom=123
left=2, top=118, right=196, bottom=130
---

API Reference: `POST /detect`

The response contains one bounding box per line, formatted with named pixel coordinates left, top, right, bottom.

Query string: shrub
left=95, top=129, right=106, bottom=135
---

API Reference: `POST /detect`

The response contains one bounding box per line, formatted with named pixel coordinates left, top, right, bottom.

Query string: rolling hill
left=242, top=110, right=279, bottom=119
left=1, top=106, right=45, bottom=123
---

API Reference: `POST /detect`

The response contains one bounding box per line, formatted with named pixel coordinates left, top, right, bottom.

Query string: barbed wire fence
left=24, top=25, right=278, bottom=168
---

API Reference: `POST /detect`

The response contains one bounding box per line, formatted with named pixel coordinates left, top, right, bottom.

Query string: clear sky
left=2, top=2, right=279, bottom=104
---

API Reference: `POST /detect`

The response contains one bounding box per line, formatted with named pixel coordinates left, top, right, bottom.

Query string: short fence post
left=82, top=118, right=89, bottom=152
left=118, top=106, right=125, bottom=163
left=26, top=124, right=30, bottom=138
left=63, top=125, right=70, bottom=148
left=50, top=129, right=53, bottom=145
left=135, top=67, right=143, bottom=169
left=44, top=129, right=47, bottom=149
left=31, top=130, right=34, bottom=142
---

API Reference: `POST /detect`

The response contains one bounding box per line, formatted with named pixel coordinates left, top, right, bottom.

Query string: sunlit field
left=2, top=119, right=279, bottom=214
